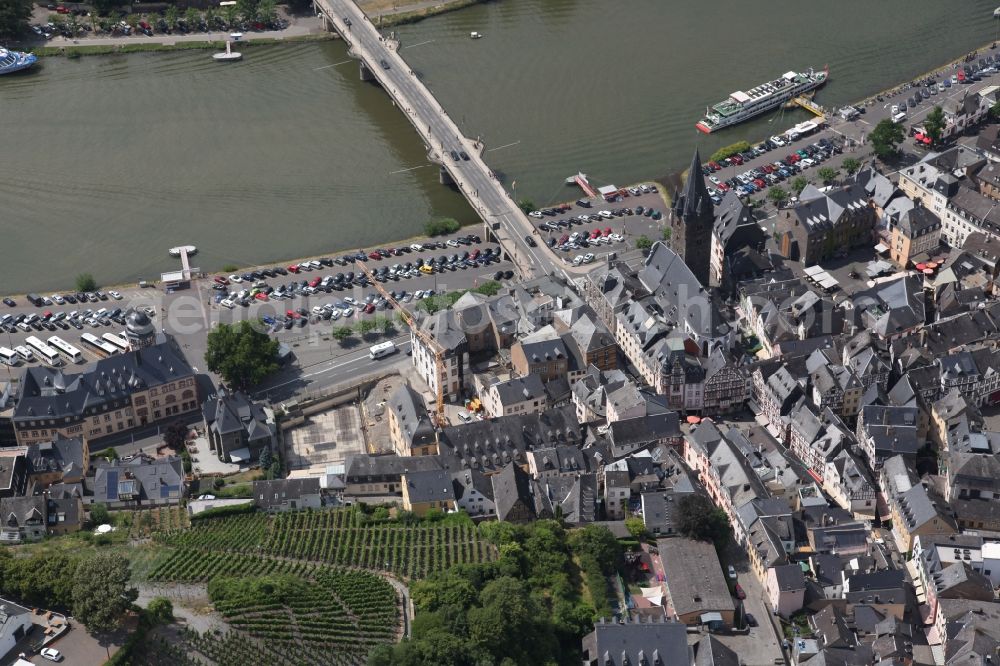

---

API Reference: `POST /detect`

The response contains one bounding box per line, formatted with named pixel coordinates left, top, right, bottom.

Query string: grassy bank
left=377, top=0, right=490, bottom=27
left=31, top=32, right=333, bottom=58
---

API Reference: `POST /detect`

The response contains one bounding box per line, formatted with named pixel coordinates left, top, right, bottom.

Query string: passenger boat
left=696, top=67, right=829, bottom=133
left=470, top=31, right=482, bottom=39
left=0, top=47, right=37, bottom=75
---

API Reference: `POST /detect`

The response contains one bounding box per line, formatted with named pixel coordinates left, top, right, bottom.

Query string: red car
left=368, top=251, right=381, bottom=260
left=708, top=161, right=722, bottom=171
left=254, top=292, right=268, bottom=302
left=286, top=309, right=300, bottom=319
left=730, top=154, right=744, bottom=165
left=214, top=276, right=229, bottom=285
left=718, top=183, right=731, bottom=192
left=753, top=178, right=766, bottom=189
left=287, top=265, right=300, bottom=274
left=56, top=5, right=70, bottom=13
left=603, top=227, right=612, bottom=236
left=364, top=303, right=376, bottom=314
left=309, top=277, right=321, bottom=288
left=470, top=249, right=480, bottom=260
left=735, top=583, right=746, bottom=600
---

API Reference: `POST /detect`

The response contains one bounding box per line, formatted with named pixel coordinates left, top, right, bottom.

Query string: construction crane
left=355, top=262, right=448, bottom=427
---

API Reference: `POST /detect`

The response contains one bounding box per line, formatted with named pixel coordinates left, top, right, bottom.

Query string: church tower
left=669, top=149, right=715, bottom=287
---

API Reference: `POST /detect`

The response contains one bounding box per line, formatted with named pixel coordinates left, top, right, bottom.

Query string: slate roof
left=608, top=413, right=681, bottom=458
left=451, top=469, right=494, bottom=502
left=658, top=537, right=735, bottom=618
left=894, top=202, right=941, bottom=237
left=544, top=473, right=598, bottom=524
left=491, top=462, right=550, bottom=521
left=403, top=469, right=455, bottom=504
left=344, top=453, right=459, bottom=481
left=25, top=435, right=84, bottom=479
left=14, top=340, right=194, bottom=421
left=253, top=478, right=321, bottom=509
left=714, top=190, right=765, bottom=254
left=638, top=242, right=729, bottom=339
left=790, top=183, right=870, bottom=233
left=772, top=563, right=807, bottom=592
left=674, top=149, right=714, bottom=222
left=93, top=456, right=185, bottom=504
left=203, top=389, right=273, bottom=443
left=438, top=406, right=583, bottom=472
left=491, top=373, right=546, bottom=407
left=583, top=618, right=691, bottom=666
left=388, top=383, right=436, bottom=448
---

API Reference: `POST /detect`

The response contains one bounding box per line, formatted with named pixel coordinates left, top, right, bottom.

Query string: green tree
left=635, top=235, right=652, bottom=250
left=164, top=5, right=179, bottom=29
left=790, top=176, right=810, bottom=196
left=147, top=597, right=174, bottom=624
left=568, top=525, right=621, bottom=574
left=841, top=157, right=862, bottom=176
left=204, top=6, right=216, bottom=28
left=258, top=447, right=272, bottom=470
left=817, top=166, right=840, bottom=185
left=332, top=324, right=353, bottom=342
left=924, top=105, right=946, bottom=144
left=72, top=553, right=138, bottom=634
left=89, top=503, right=110, bottom=526
left=97, top=446, right=117, bottom=462
left=424, top=217, right=461, bottom=237
left=184, top=7, right=201, bottom=28
left=767, top=186, right=789, bottom=206
left=468, top=577, right=550, bottom=664
left=237, top=0, right=258, bottom=22
left=991, top=99, right=1000, bottom=121
left=0, top=0, right=31, bottom=37
left=472, top=281, right=502, bottom=297
left=357, top=319, right=377, bottom=337
left=517, top=199, right=535, bottom=215
left=75, top=273, right=97, bottom=292
left=163, top=420, right=189, bottom=450
left=661, top=227, right=672, bottom=242
left=869, top=119, right=905, bottom=160
left=625, top=516, right=647, bottom=540
left=376, top=315, right=395, bottom=335
left=256, top=0, right=276, bottom=24
left=204, top=321, right=280, bottom=390
left=223, top=3, right=238, bottom=27
left=222, top=263, right=239, bottom=273
left=676, top=494, right=731, bottom=548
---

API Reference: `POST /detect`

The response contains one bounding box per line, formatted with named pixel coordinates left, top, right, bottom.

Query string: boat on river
left=696, top=67, right=828, bottom=133
left=213, top=41, right=242, bottom=62
left=0, top=48, right=37, bottom=75
left=470, top=31, right=483, bottom=39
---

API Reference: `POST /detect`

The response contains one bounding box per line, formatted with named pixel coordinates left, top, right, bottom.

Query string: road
left=315, top=0, right=582, bottom=281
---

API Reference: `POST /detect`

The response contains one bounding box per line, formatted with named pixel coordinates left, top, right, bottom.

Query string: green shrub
left=709, top=141, right=752, bottom=164
left=424, top=217, right=461, bottom=237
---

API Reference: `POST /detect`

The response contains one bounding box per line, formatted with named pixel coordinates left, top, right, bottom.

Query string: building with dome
left=11, top=339, right=197, bottom=447
left=124, top=308, right=158, bottom=350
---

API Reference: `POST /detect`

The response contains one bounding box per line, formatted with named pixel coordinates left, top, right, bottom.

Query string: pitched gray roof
left=93, top=456, right=185, bottom=504
left=403, top=469, right=455, bottom=504
left=253, top=478, right=320, bottom=509
left=14, top=339, right=194, bottom=421
left=638, top=242, right=729, bottom=339
left=388, top=383, right=436, bottom=448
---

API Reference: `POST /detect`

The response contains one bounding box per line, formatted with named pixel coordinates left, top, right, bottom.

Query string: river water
left=3, top=0, right=999, bottom=292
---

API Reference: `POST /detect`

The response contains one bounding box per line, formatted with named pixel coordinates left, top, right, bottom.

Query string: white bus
left=368, top=341, right=397, bottom=360
left=14, top=346, right=33, bottom=362
left=47, top=336, right=83, bottom=364
left=25, top=336, right=63, bottom=367
left=80, top=332, right=118, bottom=358
left=0, top=347, right=18, bottom=366
left=102, top=332, right=130, bottom=352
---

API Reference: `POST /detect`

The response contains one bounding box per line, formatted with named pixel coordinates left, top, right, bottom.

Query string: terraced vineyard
left=139, top=564, right=398, bottom=666
left=153, top=508, right=494, bottom=579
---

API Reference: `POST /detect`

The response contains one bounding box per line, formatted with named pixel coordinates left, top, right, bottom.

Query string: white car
left=51, top=294, right=65, bottom=305
left=329, top=309, right=341, bottom=320
left=343, top=296, right=357, bottom=305
left=40, top=648, right=63, bottom=662
left=598, top=210, right=614, bottom=219
left=220, top=299, right=235, bottom=309
left=528, top=210, right=544, bottom=218
left=309, top=260, right=322, bottom=269
left=414, top=290, right=424, bottom=299
left=610, top=233, right=624, bottom=242
left=108, top=290, right=122, bottom=300
left=770, top=135, right=786, bottom=146
left=229, top=274, right=242, bottom=283
left=583, top=253, right=595, bottom=263
left=709, top=175, right=721, bottom=185
left=446, top=239, right=459, bottom=247
left=311, top=306, right=324, bottom=315
left=573, top=255, right=584, bottom=266
left=342, top=307, right=355, bottom=317
left=410, top=243, right=423, bottom=251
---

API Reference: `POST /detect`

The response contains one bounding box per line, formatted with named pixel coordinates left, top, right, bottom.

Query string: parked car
left=734, top=583, right=746, bottom=600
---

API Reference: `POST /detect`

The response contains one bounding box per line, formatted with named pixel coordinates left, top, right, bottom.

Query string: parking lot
left=528, top=184, right=670, bottom=265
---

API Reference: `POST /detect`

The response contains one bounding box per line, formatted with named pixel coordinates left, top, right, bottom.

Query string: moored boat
left=696, top=67, right=828, bottom=133
left=0, top=47, right=37, bottom=75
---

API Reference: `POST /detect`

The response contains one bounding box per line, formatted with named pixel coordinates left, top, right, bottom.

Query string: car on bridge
left=380, top=59, right=390, bottom=69
left=524, top=235, right=537, bottom=247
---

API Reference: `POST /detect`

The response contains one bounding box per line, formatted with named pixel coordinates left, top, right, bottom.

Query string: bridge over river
left=313, top=0, right=578, bottom=280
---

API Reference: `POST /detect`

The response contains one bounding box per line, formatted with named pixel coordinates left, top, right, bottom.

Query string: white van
left=15, top=346, right=34, bottom=362
left=891, top=111, right=907, bottom=123
left=220, top=299, right=235, bottom=309
left=0, top=347, right=18, bottom=366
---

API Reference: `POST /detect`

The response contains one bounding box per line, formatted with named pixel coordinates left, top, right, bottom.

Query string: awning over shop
left=228, top=447, right=251, bottom=463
